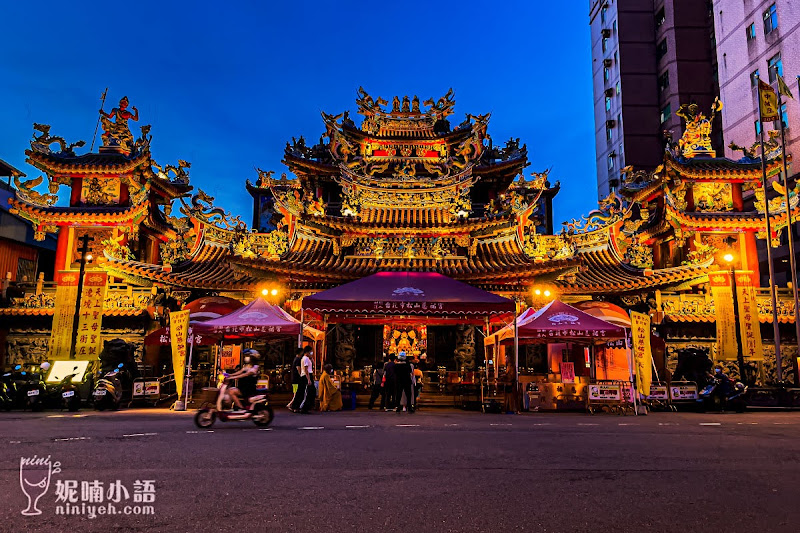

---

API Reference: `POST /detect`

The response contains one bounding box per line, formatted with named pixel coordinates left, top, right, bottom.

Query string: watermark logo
left=19, top=455, right=61, bottom=516
left=19, top=456, right=155, bottom=519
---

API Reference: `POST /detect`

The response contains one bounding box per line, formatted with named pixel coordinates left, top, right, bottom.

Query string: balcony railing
left=658, top=288, right=797, bottom=322
left=2, top=277, right=154, bottom=312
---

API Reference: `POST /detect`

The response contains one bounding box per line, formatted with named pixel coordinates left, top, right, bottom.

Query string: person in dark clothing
left=287, top=348, right=303, bottom=411
left=393, top=351, right=414, bottom=413
left=383, top=354, right=397, bottom=411
left=368, top=355, right=387, bottom=410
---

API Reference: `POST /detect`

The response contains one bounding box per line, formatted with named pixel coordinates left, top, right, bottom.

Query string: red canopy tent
left=144, top=296, right=245, bottom=346
left=485, top=300, right=626, bottom=347
left=302, top=271, right=515, bottom=325
left=191, top=297, right=302, bottom=340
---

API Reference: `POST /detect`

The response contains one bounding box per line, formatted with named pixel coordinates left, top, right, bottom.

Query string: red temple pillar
left=731, top=183, right=744, bottom=211
left=53, top=226, right=71, bottom=281
left=743, top=231, right=761, bottom=282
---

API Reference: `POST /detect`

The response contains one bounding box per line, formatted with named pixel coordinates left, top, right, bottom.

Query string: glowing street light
left=261, top=288, right=269, bottom=296
left=270, top=289, right=278, bottom=296
left=723, top=253, right=734, bottom=264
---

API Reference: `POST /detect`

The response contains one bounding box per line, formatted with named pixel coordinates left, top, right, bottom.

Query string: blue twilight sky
left=1, top=1, right=597, bottom=225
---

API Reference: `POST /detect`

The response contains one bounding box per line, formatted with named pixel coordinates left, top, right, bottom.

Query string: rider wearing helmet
left=228, top=349, right=260, bottom=411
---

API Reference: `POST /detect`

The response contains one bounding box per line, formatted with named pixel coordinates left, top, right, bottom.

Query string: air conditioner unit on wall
left=606, top=119, right=616, bottom=128
left=604, top=87, right=615, bottom=97
left=601, top=29, right=612, bottom=38
left=603, top=58, right=613, bottom=67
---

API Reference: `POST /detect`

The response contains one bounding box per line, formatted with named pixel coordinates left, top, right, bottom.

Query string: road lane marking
left=123, top=433, right=157, bottom=437
left=47, top=415, right=65, bottom=418
left=54, top=437, right=90, bottom=441
left=345, top=425, right=370, bottom=429
left=490, top=423, right=512, bottom=426
left=659, top=423, right=678, bottom=426
left=10, top=441, right=21, bottom=444
left=395, top=424, right=420, bottom=427
left=700, top=423, right=721, bottom=426
left=773, top=422, right=792, bottom=425
left=186, top=430, right=214, bottom=434
left=258, top=428, right=273, bottom=431
left=578, top=423, right=599, bottom=426
left=298, top=426, right=324, bottom=430
left=531, top=423, right=551, bottom=426
left=444, top=423, right=459, bottom=426
left=618, top=423, right=639, bottom=426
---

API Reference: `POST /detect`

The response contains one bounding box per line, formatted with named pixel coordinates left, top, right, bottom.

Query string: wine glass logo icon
left=20, top=456, right=59, bottom=516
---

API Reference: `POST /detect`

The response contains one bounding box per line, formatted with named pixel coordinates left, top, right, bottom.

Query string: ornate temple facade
left=2, top=91, right=798, bottom=382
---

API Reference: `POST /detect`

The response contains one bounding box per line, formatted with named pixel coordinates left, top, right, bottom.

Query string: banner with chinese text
left=759, top=80, right=779, bottom=122
left=48, top=271, right=80, bottom=360
left=709, top=271, right=738, bottom=360
left=734, top=271, right=764, bottom=361
left=220, top=345, right=241, bottom=370
left=74, top=272, right=108, bottom=360
left=630, top=311, right=652, bottom=395
left=169, top=310, right=190, bottom=398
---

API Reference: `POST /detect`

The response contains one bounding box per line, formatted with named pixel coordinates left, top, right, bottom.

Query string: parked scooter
left=93, top=364, right=125, bottom=410
left=23, top=363, right=49, bottom=412
left=194, top=375, right=273, bottom=428
left=0, top=370, right=16, bottom=411
left=56, top=366, right=83, bottom=412
left=698, top=377, right=748, bottom=412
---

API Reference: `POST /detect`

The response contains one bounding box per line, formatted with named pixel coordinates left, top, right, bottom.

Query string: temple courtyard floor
left=2, top=408, right=799, bottom=532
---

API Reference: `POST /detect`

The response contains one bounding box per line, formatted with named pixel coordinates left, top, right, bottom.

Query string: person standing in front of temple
left=368, top=355, right=387, bottom=410
left=287, top=347, right=303, bottom=412
left=394, top=351, right=414, bottom=413
left=298, top=345, right=316, bottom=414
left=383, top=354, right=397, bottom=412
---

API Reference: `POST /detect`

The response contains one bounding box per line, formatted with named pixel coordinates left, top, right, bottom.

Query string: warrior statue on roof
left=99, top=96, right=139, bottom=152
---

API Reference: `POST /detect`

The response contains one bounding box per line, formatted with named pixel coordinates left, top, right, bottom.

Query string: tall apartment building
left=713, top=0, right=800, bottom=286
left=590, top=0, right=720, bottom=200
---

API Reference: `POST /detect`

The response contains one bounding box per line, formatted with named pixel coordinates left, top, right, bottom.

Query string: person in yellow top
left=318, top=364, right=343, bottom=412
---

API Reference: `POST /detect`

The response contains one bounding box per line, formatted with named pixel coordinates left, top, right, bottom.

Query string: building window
left=607, top=154, right=615, bottom=171
left=746, top=23, right=756, bottom=41
left=613, top=20, right=617, bottom=33
left=658, top=71, right=670, bottom=93
left=768, top=53, right=783, bottom=82
left=780, top=103, right=788, bottom=129
left=751, top=69, right=760, bottom=88
left=763, top=3, right=777, bottom=34
left=655, top=7, right=665, bottom=29
left=606, top=126, right=613, bottom=142
left=660, top=103, right=671, bottom=124
left=601, top=5, right=607, bottom=23
left=605, top=96, right=612, bottom=112
left=613, top=51, right=618, bottom=64
left=616, top=80, right=621, bottom=95
left=656, top=38, right=668, bottom=61
left=617, top=113, right=621, bottom=128
left=755, top=120, right=762, bottom=136
left=602, top=37, right=608, bottom=53
left=604, top=66, right=610, bottom=82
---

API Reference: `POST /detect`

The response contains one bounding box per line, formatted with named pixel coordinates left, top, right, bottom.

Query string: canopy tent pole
left=321, top=314, right=328, bottom=373
left=623, top=328, right=638, bottom=416
left=485, top=316, right=491, bottom=385
left=513, top=310, right=519, bottom=406
left=184, top=334, right=195, bottom=407
left=298, top=308, right=304, bottom=349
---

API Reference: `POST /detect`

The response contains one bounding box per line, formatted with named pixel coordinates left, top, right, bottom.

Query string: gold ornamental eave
left=338, top=162, right=476, bottom=190
left=664, top=155, right=784, bottom=182
left=665, top=202, right=800, bottom=231
left=8, top=198, right=149, bottom=227
left=24, top=149, right=150, bottom=179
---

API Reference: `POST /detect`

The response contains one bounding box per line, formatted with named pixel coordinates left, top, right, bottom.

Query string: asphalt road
left=1, top=407, right=799, bottom=533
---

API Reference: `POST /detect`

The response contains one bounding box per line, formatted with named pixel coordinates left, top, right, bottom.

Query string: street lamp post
left=70, top=234, right=94, bottom=360
left=723, top=253, right=748, bottom=384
